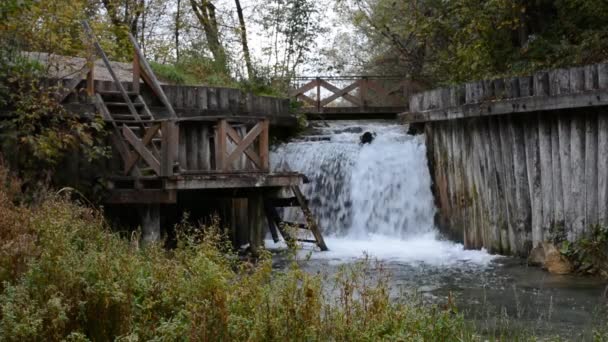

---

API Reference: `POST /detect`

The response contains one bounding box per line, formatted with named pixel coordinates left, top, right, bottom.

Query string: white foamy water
left=270, top=120, right=494, bottom=266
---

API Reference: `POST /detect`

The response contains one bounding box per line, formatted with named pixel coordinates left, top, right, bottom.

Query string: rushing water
left=269, top=120, right=607, bottom=338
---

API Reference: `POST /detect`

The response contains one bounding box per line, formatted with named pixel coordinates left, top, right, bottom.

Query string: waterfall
left=271, top=120, right=493, bottom=265
left=272, top=121, right=435, bottom=238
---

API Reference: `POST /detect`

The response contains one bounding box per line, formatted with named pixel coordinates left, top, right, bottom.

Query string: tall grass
left=0, top=166, right=482, bottom=341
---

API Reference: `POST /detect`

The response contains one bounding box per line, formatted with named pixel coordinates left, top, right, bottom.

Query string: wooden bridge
left=289, top=76, right=420, bottom=119
left=48, top=22, right=329, bottom=252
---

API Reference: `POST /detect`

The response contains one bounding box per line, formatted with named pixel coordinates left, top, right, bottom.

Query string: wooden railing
left=110, top=117, right=270, bottom=177
left=215, top=119, right=269, bottom=172
left=289, top=76, right=419, bottom=113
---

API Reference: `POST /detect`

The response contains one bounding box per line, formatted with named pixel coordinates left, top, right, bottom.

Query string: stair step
left=98, top=90, right=139, bottom=96
left=105, top=102, right=145, bottom=107
left=111, top=114, right=152, bottom=120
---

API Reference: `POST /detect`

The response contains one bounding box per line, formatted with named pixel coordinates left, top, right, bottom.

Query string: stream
left=269, top=120, right=607, bottom=339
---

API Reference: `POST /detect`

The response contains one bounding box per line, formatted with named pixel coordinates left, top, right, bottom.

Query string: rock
left=528, top=243, right=546, bottom=266
left=527, top=242, right=573, bottom=274
left=544, top=243, right=573, bottom=274
left=360, top=131, right=375, bottom=144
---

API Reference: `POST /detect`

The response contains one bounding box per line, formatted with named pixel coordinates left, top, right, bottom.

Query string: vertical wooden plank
left=189, top=124, right=199, bottom=170
left=551, top=117, right=564, bottom=227
left=86, top=57, right=95, bottom=97
left=570, top=115, right=586, bottom=240
left=316, top=78, right=321, bottom=112
left=259, top=119, right=269, bottom=171
left=558, top=113, right=572, bottom=236
left=524, top=114, right=543, bottom=246
left=511, top=115, right=532, bottom=255
left=215, top=120, right=227, bottom=171
left=597, top=111, right=608, bottom=226
left=489, top=116, right=509, bottom=253
left=247, top=194, right=265, bottom=255
left=570, top=67, right=585, bottom=93
left=161, top=120, right=177, bottom=177
left=208, top=88, right=218, bottom=110
left=197, top=87, right=208, bottom=110
left=178, top=124, right=188, bottom=171
left=132, top=49, right=140, bottom=93
left=198, top=125, right=210, bottom=170
left=538, top=115, right=554, bottom=241
left=584, top=112, right=598, bottom=229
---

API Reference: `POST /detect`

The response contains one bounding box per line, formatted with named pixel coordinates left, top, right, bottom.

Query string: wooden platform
left=63, top=21, right=331, bottom=252
left=106, top=172, right=304, bottom=203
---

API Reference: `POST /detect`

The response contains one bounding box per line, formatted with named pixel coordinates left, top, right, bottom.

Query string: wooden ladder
left=265, top=185, right=328, bottom=251
left=82, top=21, right=178, bottom=177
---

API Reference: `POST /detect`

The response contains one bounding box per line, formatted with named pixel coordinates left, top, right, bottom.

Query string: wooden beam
left=291, top=185, right=328, bottom=251
left=318, top=79, right=362, bottom=107
left=56, top=66, right=89, bottom=103
left=122, top=125, right=161, bottom=175
left=106, top=189, right=176, bottom=204
left=225, top=121, right=263, bottom=167
left=161, top=120, right=178, bottom=177
left=127, top=33, right=177, bottom=119
left=225, top=123, right=263, bottom=168
left=215, top=119, right=227, bottom=170
left=288, top=79, right=317, bottom=97
left=124, top=123, right=161, bottom=173
left=132, top=48, right=140, bottom=93
left=81, top=21, right=142, bottom=122
left=164, top=173, right=302, bottom=190
left=259, top=119, right=269, bottom=171
left=320, top=80, right=362, bottom=107
left=297, top=93, right=317, bottom=107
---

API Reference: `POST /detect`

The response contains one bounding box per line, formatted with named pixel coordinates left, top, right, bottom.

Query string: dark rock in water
left=407, top=123, right=424, bottom=135
left=360, top=131, right=375, bottom=144
left=334, top=127, right=363, bottom=134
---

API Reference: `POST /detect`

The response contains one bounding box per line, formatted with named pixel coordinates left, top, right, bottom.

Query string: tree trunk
left=190, top=0, right=228, bottom=73
left=175, top=0, right=182, bottom=62
left=234, top=0, right=254, bottom=80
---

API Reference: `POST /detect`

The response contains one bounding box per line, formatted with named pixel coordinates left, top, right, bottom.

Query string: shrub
left=0, top=168, right=478, bottom=341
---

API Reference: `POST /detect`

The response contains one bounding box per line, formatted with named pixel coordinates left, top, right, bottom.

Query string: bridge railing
left=288, top=76, right=419, bottom=113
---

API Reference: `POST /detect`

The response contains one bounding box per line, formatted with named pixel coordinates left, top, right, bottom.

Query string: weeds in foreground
left=0, top=170, right=477, bottom=341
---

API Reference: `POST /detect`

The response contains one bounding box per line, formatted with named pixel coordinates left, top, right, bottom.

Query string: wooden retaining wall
left=63, top=79, right=294, bottom=126
left=402, top=63, right=608, bottom=256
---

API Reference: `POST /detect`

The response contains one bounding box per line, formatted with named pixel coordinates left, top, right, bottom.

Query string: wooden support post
left=292, top=185, right=328, bottom=251
left=139, top=204, right=160, bottom=244
left=132, top=48, right=140, bottom=93
left=248, top=194, right=265, bottom=255
left=263, top=201, right=280, bottom=243
left=161, top=120, right=178, bottom=176
left=259, top=119, right=269, bottom=171
left=86, top=56, right=95, bottom=97
left=316, top=77, right=321, bottom=113
left=215, top=119, right=227, bottom=171
left=360, top=77, right=368, bottom=108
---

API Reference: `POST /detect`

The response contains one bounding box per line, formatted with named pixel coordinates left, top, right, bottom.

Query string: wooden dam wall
left=401, top=63, right=608, bottom=256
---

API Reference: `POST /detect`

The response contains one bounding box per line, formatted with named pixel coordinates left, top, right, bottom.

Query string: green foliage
left=0, top=55, right=109, bottom=196
left=557, top=225, right=608, bottom=278
left=0, top=173, right=479, bottom=341
left=344, top=0, right=608, bottom=85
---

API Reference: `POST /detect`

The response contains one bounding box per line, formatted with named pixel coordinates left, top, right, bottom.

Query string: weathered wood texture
left=290, top=77, right=420, bottom=115
left=60, top=79, right=295, bottom=126
left=427, top=109, right=606, bottom=257
left=402, top=63, right=608, bottom=123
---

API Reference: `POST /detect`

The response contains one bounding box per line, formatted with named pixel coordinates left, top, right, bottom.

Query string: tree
left=234, top=0, right=254, bottom=80
left=190, top=0, right=228, bottom=73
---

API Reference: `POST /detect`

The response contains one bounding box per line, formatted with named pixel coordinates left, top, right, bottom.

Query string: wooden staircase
left=265, top=185, right=328, bottom=251
left=82, top=21, right=178, bottom=177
